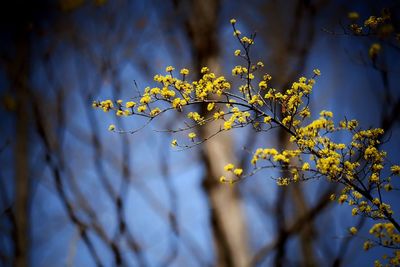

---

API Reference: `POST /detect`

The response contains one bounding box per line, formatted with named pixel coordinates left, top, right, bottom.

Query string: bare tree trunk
left=175, top=0, right=250, bottom=266
left=261, top=1, right=318, bottom=266
left=13, top=33, right=30, bottom=267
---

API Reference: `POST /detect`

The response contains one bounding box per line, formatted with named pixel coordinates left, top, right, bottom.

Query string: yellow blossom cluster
left=347, top=10, right=390, bottom=35
left=369, top=43, right=382, bottom=59
left=94, top=19, right=400, bottom=265
left=251, top=148, right=278, bottom=165
left=365, top=223, right=400, bottom=266
left=223, top=106, right=251, bottom=130
left=345, top=8, right=395, bottom=71
left=219, top=163, right=243, bottom=184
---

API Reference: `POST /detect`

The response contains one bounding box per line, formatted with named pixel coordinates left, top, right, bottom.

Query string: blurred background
left=1, top=0, right=400, bottom=266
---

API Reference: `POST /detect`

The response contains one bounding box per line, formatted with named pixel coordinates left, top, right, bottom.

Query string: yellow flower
left=349, top=24, right=362, bottom=35
left=219, top=176, right=227, bottom=183
left=171, top=139, right=178, bottom=147
left=108, top=124, right=116, bottom=131
left=352, top=208, right=358, bottom=216
left=273, top=154, right=289, bottom=164
left=233, top=168, right=243, bottom=176
left=282, top=116, right=292, bottom=126
left=116, top=110, right=124, bottom=116
left=297, top=104, right=310, bottom=118
left=230, top=18, right=236, bottom=24
left=364, top=16, right=378, bottom=28
left=188, top=112, right=204, bottom=124
left=347, top=120, right=358, bottom=130
left=180, top=68, right=189, bottom=75
left=234, top=49, right=241, bottom=56
left=348, top=12, right=359, bottom=20
left=137, top=105, right=147, bottom=112
left=241, top=36, right=254, bottom=44
left=363, top=241, right=373, bottom=251
left=338, top=194, right=347, bottom=204
left=172, top=98, right=187, bottom=110
left=232, top=66, right=243, bottom=76
left=166, top=66, right=175, bottom=72
left=349, top=227, right=358, bottom=235
left=161, top=88, right=176, bottom=98
left=248, top=95, right=263, bottom=106
left=352, top=191, right=362, bottom=199
left=92, top=101, right=99, bottom=108
left=100, top=99, right=113, bottom=112
left=150, top=108, right=161, bottom=117
left=277, top=177, right=289, bottom=186
left=233, top=30, right=241, bottom=36
left=313, top=69, right=321, bottom=76
left=224, top=163, right=234, bottom=171
left=201, top=67, right=209, bottom=73
left=302, top=162, right=310, bottom=171
left=126, top=101, right=136, bottom=108
left=384, top=184, right=392, bottom=191
left=263, top=116, right=272, bottom=124
left=263, top=148, right=278, bottom=156
left=140, top=95, right=151, bottom=104
left=369, top=173, right=379, bottom=183
left=369, top=43, right=381, bottom=59
left=213, top=111, right=225, bottom=120
left=188, top=132, right=196, bottom=139
left=224, top=120, right=233, bottom=130
left=207, top=102, right=215, bottom=111
left=150, top=87, right=160, bottom=95
left=390, top=165, right=400, bottom=175
left=259, top=81, right=267, bottom=90
left=372, top=198, right=380, bottom=205
left=319, top=110, right=333, bottom=118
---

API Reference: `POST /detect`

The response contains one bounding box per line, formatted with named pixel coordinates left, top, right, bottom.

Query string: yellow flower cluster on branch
left=93, top=19, right=400, bottom=266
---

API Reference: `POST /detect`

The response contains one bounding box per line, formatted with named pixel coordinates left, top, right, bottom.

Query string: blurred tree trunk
left=12, top=30, right=31, bottom=267
left=176, top=0, right=250, bottom=266
left=261, top=1, right=318, bottom=266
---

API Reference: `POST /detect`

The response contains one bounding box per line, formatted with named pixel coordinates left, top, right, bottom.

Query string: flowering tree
left=94, top=13, right=400, bottom=266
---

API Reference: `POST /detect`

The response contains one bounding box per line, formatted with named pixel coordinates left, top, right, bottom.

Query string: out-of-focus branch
left=330, top=216, right=366, bottom=267
left=0, top=172, right=16, bottom=267
left=65, top=115, right=208, bottom=265
left=33, top=100, right=104, bottom=267
left=251, top=184, right=337, bottom=266
left=9, top=31, right=31, bottom=267
left=158, top=144, right=179, bottom=267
